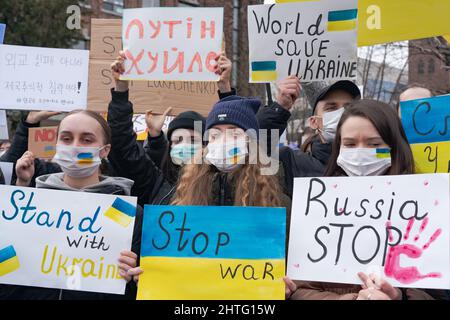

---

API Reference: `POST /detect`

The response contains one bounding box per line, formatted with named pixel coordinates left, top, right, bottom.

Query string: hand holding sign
left=145, top=107, right=173, bottom=138
left=357, top=272, right=401, bottom=300
left=26, top=111, right=61, bottom=124
left=111, top=51, right=129, bottom=92
left=118, top=250, right=138, bottom=282
left=215, top=52, right=232, bottom=93
left=275, top=75, right=301, bottom=111
left=15, top=151, right=35, bottom=187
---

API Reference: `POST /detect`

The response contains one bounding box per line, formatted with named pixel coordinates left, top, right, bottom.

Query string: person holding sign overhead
left=286, top=99, right=444, bottom=300
left=0, top=110, right=142, bottom=300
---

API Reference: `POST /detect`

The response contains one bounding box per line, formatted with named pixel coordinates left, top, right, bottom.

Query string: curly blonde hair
left=172, top=144, right=283, bottom=207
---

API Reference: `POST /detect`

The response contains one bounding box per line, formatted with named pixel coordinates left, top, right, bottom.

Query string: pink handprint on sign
left=385, top=217, right=442, bottom=284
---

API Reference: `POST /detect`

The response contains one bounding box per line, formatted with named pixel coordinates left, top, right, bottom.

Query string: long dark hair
left=325, top=99, right=415, bottom=176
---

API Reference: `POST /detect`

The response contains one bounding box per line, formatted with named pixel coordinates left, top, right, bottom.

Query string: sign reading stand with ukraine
left=138, top=205, right=286, bottom=300
left=400, top=94, right=450, bottom=173
left=248, top=0, right=358, bottom=83
left=0, top=185, right=137, bottom=295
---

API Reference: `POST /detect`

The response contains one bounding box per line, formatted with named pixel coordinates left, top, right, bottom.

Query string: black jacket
left=0, top=178, right=143, bottom=300
left=280, top=137, right=333, bottom=196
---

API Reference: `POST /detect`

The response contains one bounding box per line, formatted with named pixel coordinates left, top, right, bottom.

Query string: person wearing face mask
left=279, top=80, right=361, bottom=196
left=285, top=99, right=446, bottom=300
left=0, top=110, right=142, bottom=300
left=117, top=95, right=292, bottom=283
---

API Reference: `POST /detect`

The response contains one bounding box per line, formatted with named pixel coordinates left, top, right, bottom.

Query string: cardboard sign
left=288, top=174, right=450, bottom=289
left=28, top=126, right=58, bottom=159
left=138, top=205, right=286, bottom=300
left=121, top=8, right=223, bottom=81
left=0, top=45, right=89, bottom=111
left=88, top=19, right=219, bottom=115
left=0, top=185, right=137, bottom=294
left=275, top=0, right=450, bottom=47
left=0, top=162, right=13, bottom=185
left=248, top=0, right=358, bottom=82
left=401, top=95, right=450, bottom=173
left=0, top=24, right=5, bottom=44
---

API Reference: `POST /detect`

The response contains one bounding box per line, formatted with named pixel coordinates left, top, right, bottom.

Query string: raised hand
left=275, top=75, right=301, bottom=111
left=214, top=52, right=232, bottom=93
left=16, top=151, right=35, bottom=186
left=26, top=111, right=61, bottom=124
left=111, top=50, right=129, bottom=92
left=145, top=107, right=173, bottom=138
left=385, top=217, right=442, bottom=284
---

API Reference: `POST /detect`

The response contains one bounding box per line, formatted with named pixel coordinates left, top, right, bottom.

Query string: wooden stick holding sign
left=288, top=174, right=450, bottom=289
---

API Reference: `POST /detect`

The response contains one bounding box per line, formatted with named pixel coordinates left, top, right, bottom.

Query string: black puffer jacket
left=0, top=174, right=143, bottom=300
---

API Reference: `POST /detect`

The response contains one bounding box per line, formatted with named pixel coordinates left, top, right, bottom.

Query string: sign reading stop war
left=28, top=126, right=58, bottom=159
left=88, top=19, right=219, bottom=115
left=288, top=174, right=450, bottom=289
left=400, top=95, right=450, bottom=173
left=138, top=205, right=286, bottom=300
left=248, top=0, right=358, bottom=83
left=121, top=8, right=223, bottom=82
left=0, top=45, right=89, bottom=111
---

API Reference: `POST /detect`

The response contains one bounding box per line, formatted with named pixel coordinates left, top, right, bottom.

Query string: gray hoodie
left=35, top=172, right=134, bottom=195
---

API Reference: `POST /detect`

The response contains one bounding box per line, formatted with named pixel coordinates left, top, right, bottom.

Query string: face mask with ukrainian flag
left=337, top=147, right=392, bottom=176
left=53, top=145, right=104, bottom=178
left=205, top=138, right=248, bottom=172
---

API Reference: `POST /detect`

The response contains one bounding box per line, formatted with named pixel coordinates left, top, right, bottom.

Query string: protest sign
left=28, top=126, right=58, bottom=159
left=0, top=185, right=137, bottom=294
left=138, top=205, right=286, bottom=300
left=0, top=45, right=89, bottom=112
left=0, top=162, right=13, bottom=185
left=0, top=110, right=8, bottom=140
left=0, top=24, right=5, bottom=44
left=133, top=114, right=174, bottom=141
left=121, top=8, right=223, bottom=82
left=400, top=95, right=450, bottom=173
left=88, top=19, right=219, bottom=115
left=274, top=0, right=450, bottom=47
left=287, top=174, right=450, bottom=289
left=248, top=0, right=358, bottom=83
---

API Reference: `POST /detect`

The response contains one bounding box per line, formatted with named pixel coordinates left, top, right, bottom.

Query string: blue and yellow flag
left=0, top=245, right=20, bottom=276
left=104, top=197, right=137, bottom=227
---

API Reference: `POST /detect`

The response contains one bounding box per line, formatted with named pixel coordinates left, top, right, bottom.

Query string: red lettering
left=188, top=52, right=203, bottom=73
left=201, top=21, right=216, bottom=39
left=125, top=49, right=145, bottom=75
left=125, top=19, right=144, bottom=40
left=148, top=20, right=161, bottom=39
left=163, top=20, right=182, bottom=39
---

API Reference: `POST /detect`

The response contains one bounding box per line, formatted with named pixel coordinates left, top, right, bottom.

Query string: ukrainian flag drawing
left=44, top=145, right=56, bottom=158
left=77, top=152, right=94, bottom=165
left=328, top=9, right=358, bottom=32
left=104, top=197, right=137, bottom=227
left=251, top=61, right=277, bottom=82
left=376, top=148, right=391, bottom=159
left=138, top=205, right=286, bottom=300
left=0, top=245, right=20, bottom=276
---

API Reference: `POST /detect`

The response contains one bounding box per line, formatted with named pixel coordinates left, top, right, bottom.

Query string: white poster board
left=0, top=185, right=137, bottom=294
left=121, top=7, right=223, bottom=81
left=0, top=44, right=89, bottom=111
left=0, top=110, right=7, bottom=140
left=248, top=0, right=358, bottom=83
left=288, top=174, right=450, bottom=289
left=0, top=162, right=13, bottom=185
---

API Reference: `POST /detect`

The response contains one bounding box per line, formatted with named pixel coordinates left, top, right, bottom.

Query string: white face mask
left=53, top=145, right=104, bottom=178
left=337, top=148, right=392, bottom=176
left=320, top=108, right=345, bottom=142
left=205, top=138, right=248, bottom=172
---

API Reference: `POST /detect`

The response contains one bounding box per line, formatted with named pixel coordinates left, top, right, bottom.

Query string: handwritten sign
left=248, top=0, right=358, bottom=83
left=0, top=24, right=5, bottom=44
left=0, top=45, right=89, bottom=112
left=0, top=185, right=137, bottom=294
left=400, top=95, right=450, bottom=173
left=138, top=205, right=285, bottom=300
left=275, top=0, right=450, bottom=47
left=88, top=19, right=219, bottom=115
left=287, top=174, right=450, bottom=289
left=121, top=8, right=223, bottom=82
left=28, top=126, right=58, bottom=159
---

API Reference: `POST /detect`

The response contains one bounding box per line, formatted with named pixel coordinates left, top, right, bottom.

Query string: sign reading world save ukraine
left=0, top=185, right=137, bottom=295
left=248, top=0, right=358, bottom=83
left=400, top=94, right=450, bottom=173
left=138, top=205, right=286, bottom=300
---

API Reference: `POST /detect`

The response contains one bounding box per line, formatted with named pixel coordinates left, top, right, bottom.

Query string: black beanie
left=167, top=111, right=206, bottom=142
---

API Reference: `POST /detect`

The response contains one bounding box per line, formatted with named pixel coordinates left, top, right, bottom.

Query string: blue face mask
left=170, top=143, right=201, bottom=165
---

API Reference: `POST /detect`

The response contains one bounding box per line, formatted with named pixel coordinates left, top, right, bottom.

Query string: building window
left=428, top=58, right=435, bottom=74
left=102, top=0, right=124, bottom=15
left=418, top=60, right=425, bottom=74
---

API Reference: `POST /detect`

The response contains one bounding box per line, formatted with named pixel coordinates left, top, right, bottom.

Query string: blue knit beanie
left=206, top=96, right=261, bottom=135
